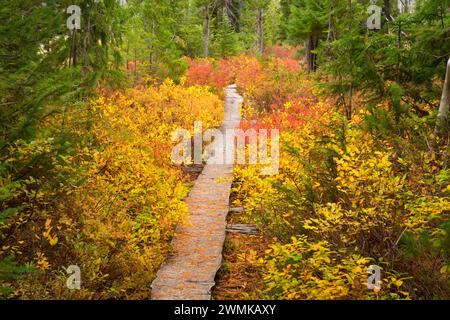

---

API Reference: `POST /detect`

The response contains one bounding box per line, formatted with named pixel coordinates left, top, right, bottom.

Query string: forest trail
left=150, top=85, right=243, bottom=300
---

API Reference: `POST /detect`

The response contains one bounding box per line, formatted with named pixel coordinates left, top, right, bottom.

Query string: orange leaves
left=185, top=58, right=234, bottom=92
left=265, top=45, right=300, bottom=60
left=1, top=79, right=226, bottom=299
left=186, top=54, right=312, bottom=128
left=57, top=80, right=225, bottom=297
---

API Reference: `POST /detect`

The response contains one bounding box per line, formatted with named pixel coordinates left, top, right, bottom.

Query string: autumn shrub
left=234, top=111, right=449, bottom=299
left=265, top=45, right=300, bottom=60
left=0, top=80, right=224, bottom=299
left=185, top=58, right=234, bottom=94
left=260, top=236, right=410, bottom=300
left=185, top=54, right=304, bottom=113
left=228, top=54, right=450, bottom=299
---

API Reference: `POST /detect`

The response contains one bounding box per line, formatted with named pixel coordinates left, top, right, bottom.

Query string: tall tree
left=195, top=0, right=215, bottom=57
left=253, top=0, right=271, bottom=54
left=436, top=58, right=450, bottom=136
left=204, top=1, right=212, bottom=57
left=286, top=0, right=329, bottom=73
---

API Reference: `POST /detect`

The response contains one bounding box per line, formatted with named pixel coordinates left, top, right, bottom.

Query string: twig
left=395, top=227, right=408, bottom=246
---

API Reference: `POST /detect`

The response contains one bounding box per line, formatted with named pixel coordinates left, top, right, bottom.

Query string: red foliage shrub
left=186, top=53, right=331, bottom=132
left=266, top=45, right=299, bottom=59
left=185, top=58, right=234, bottom=92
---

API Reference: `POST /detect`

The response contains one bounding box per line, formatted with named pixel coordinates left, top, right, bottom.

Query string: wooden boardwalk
left=150, top=85, right=242, bottom=300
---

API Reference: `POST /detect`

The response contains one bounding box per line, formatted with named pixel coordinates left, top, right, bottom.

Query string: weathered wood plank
left=151, top=85, right=242, bottom=300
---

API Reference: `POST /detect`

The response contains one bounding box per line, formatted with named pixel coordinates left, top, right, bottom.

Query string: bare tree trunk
left=306, top=36, right=312, bottom=74
left=126, top=36, right=130, bottom=70
left=327, top=0, right=335, bottom=42
left=150, top=17, right=155, bottom=68
left=313, top=36, right=318, bottom=71
left=134, top=46, right=137, bottom=78
left=384, top=0, right=390, bottom=19
left=83, top=16, right=91, bottom=72
left=436, top=58, right=450, bottom=136
left=306, top=35, right=318, bottom=74
left=221, top=6, right=225, bottom=57
left=204, top=4, right=210, bottom=58
left=257, top=8, right=264, bottom=54
left=396, top=21, right=401, bottom=83
left=69, top=34, right=73, bottom=68
left=71, top=29, right=77, bottom=67
left=73, top=31, right=78, bottom=67
left=347, top=0, right=353, bottom=121
left=303, top=40, right=308, bottom=69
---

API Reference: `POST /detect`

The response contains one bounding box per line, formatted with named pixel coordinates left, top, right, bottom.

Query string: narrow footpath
left=151, top=85, right=243, bottom=300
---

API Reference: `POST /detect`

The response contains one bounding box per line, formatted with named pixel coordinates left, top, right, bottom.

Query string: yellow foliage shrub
left=1, top=81, right=224, bottom=299
left=261, top=236, right=409, bottom=300
left=232, top=94, right=450, bottom=299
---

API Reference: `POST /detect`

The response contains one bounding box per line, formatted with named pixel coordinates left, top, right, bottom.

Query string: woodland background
left=0, top=0, right=449, bottom=299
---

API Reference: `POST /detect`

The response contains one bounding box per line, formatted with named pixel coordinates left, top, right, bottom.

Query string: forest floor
left=212, top=186, right=269, bottom=300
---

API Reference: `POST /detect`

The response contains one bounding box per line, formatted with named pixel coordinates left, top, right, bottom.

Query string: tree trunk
left=126, top=36, right=130, bottom=70
left=312, top=36, right=318, bottom=71
left=435, top=58, right=450, bottom=136
left=306, top=35, right=318, bottom=74
left=257, top=8, right=264, bottom=54
left=306, top=36, right=312, bottom=74
left=134, top=46, right=137, bottom=77
left=71, top=29, right=78, bottom=67
left=347, top=0, right=353, bottom=121
left=150, top=17, right=155, bottom=68
left=327, top=0, right=335, bottom=42
left=221, top=6, right=225, bottom=57
left=384, top=0, right=390, bottom=19
left=204, top=5, right=210, bottom=58
left=73, top=32, right=77, bottom=67
left=83, top=16, right=91, bottom=72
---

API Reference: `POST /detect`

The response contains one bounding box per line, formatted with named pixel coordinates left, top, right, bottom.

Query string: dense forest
left=0, top=0, right=449, bottom=300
